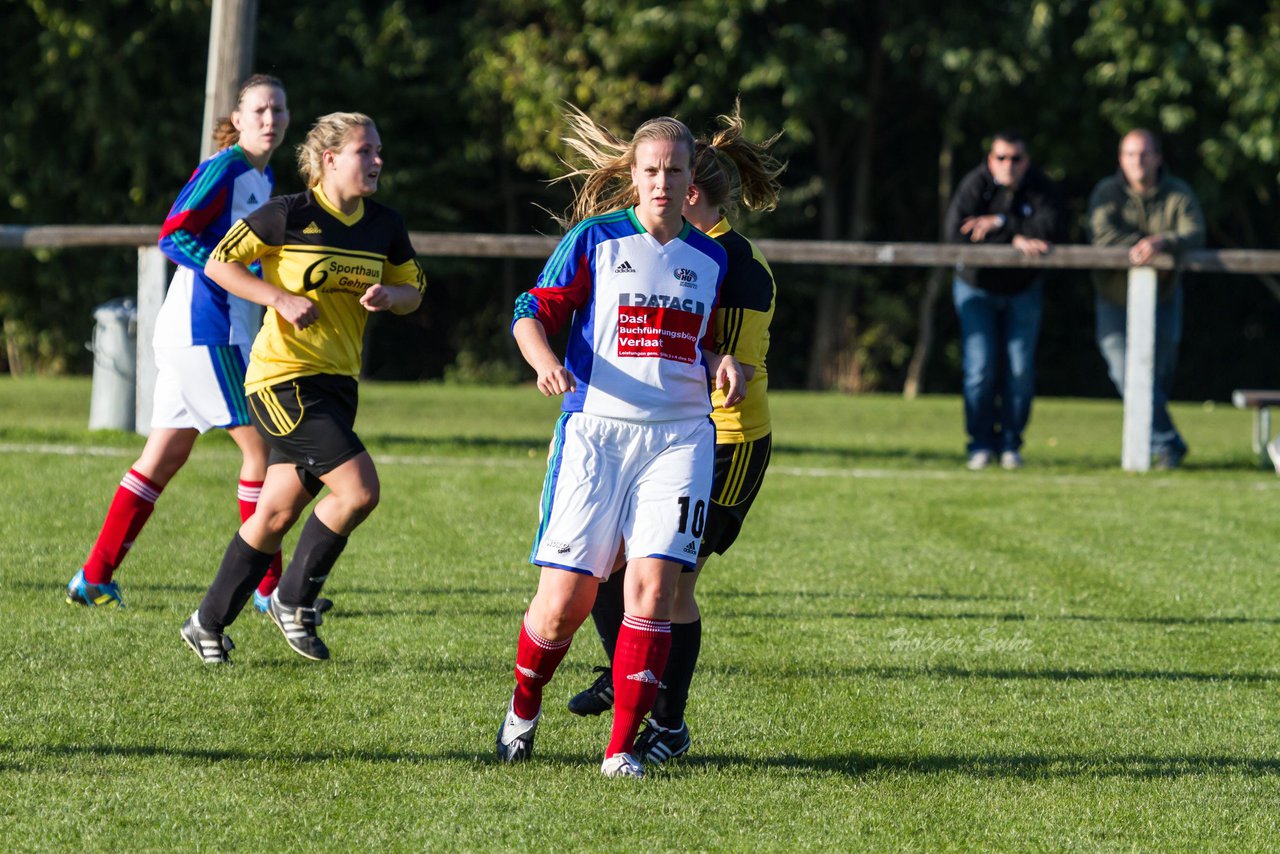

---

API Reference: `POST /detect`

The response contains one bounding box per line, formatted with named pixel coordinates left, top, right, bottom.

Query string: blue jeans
left=1094, top=287, right=1187, bottom=458
left=952, top=277, right=1043, bottom=454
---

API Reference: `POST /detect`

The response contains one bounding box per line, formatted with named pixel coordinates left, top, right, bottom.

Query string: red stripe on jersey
left=159, top=186, right=228, bottom=240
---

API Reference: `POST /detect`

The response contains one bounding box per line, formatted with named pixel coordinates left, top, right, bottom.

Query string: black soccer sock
left=590, top=566, right=627, bottom=661
left=198, top=532, right=275, bottom=633
left=651, top=618, right=702, bottom=729
left=275, top=512, right=348, bottom=607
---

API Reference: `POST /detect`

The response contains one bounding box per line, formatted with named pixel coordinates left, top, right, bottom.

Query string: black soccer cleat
left=567, top=666, right=614, bottom=716
left=266, top=591, right=330, bottom=661
left=180, top=612, right=234, bottom=664
left=635, top=719, right=691, bottom=764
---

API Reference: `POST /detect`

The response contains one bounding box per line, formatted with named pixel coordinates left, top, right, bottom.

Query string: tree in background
left=4, top=0, right=1280, bottom=398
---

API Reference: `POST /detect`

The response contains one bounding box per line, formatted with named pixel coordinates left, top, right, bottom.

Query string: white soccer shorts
left=150, top=344, right=252, bottom=432
left=530, top=412, right=715, bottom=577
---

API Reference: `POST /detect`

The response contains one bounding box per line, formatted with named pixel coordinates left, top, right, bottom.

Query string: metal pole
left=1121, top=266, right=1157, bottom=472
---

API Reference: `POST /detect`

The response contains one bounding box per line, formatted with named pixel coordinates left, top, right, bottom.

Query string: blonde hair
left=691, top=102, right=785, bottom=215
left=296, top=112, right=375, bottom=188
left=211, top=74, right=285, bottom=150
left=554, top=107, right=696, bottom=227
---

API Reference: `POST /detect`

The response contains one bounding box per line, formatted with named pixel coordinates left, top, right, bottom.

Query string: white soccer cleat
left=600, top=752, right=644, bottom=779
left=496, top=701, right=540, bottom=763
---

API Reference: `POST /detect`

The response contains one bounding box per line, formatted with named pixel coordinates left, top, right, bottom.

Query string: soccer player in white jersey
left=495, top=109, right=746, bottom=779
left=66, top=76, right=290, bottom=609
left=569, top=106, right=786, bottom=767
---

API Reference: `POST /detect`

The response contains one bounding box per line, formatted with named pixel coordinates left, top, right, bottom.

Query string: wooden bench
left=1231, top=389, right=1280, bottom=467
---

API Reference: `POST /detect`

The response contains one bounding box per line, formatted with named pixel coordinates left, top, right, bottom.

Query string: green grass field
left=2, top=377, right=1278, bottom=850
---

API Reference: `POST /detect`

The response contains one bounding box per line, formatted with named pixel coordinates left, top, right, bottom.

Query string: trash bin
left=88, top=297, right=137, bottom=431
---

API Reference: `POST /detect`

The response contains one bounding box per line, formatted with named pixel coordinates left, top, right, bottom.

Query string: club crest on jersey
left=673, top=267, right=697, bottom=286
left=619, top=292, right=705, bottom=315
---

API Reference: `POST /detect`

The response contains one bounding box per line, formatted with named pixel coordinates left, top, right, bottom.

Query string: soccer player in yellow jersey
left=568, top=106, right=786, bottom=765
left=181, top=112, right=426, bottom=663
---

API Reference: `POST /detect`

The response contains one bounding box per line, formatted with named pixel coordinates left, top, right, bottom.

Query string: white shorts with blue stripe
left=150, top=343, right=252, bottom=433
left=531, top=412, right=715, bottom=578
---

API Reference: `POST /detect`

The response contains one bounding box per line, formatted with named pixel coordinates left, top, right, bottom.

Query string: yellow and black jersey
left=212, top=185, right=427, bottom=394
left=706, top=218, right=775, bottom=443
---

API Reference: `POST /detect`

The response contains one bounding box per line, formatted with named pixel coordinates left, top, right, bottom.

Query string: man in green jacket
left=1088, top=129, right=1206, bottom=469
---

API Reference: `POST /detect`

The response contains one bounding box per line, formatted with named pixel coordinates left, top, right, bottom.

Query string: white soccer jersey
left=514, top=208, right=728, bottom=422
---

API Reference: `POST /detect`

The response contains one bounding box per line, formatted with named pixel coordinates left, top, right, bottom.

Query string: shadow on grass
left=682, top=751, right=1280, bottom=779
left=838, top=610, right=1280, bottom=626
left=702, top=662, right=1280, bottom=684
left=15, top=744, right=1279, bottom=780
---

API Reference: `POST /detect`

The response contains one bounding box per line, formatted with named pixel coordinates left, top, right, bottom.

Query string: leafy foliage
left=3, top=1, right=1279, bottom=397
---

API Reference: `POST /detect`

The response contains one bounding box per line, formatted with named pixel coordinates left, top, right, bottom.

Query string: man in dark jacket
left=1088, top=129, right=1205, bottom=470
left=946, top=130, right=1064, bottom=470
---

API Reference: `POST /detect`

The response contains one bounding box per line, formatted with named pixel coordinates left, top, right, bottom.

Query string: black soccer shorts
left=696, top=433, right=772, bottom=562
left=247, top=374, right=365, bottom=496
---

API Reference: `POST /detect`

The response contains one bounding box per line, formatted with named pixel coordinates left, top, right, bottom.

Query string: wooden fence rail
left=5, top=224, right=1280, bottom=471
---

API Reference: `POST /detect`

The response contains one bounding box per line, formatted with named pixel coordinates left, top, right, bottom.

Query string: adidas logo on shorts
left=614, top=260, right=636, bottom=274
left=683, top=540, right=698, bottom=555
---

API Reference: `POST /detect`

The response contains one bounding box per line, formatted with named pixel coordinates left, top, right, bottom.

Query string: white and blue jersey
left=513, top=207, right=727, bottom=422
left=155, top=145, right=274, bottom=348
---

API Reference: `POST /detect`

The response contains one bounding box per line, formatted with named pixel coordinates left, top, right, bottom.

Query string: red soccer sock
left=606, top=614, right=672, bottom=758
left=83, top=469, right=163, bottom=584
left=239, top=479, right=282, bottom=595
left=511, top=614, right=572, bottom=720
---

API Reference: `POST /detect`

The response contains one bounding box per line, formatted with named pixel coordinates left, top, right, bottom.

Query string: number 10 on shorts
left=677, top=496, right=706, bottom=538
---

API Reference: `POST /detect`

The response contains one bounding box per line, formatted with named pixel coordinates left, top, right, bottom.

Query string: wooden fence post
left=1121, top=266, right=1157, bottom=472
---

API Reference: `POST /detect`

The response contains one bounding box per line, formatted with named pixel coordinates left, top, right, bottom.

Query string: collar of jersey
left=627, top=206, right=691, bottom=243
left=706, top=216, right=732, bottom=239
left=312, top=184, right=365, bottom=226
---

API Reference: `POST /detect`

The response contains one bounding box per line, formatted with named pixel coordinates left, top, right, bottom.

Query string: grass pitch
left=1, top=377, right=1277, bottom=850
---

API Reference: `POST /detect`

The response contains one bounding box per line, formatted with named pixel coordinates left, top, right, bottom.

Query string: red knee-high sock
left=83, top=469, right=163, bottom=584
left=512, top=614, right=572, bottom=720
left=606, top=614, right=672, bottom=758
left=238, top=479, right=283, bottom=595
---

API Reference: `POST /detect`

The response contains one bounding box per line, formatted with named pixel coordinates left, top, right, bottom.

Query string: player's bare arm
left=704, top=350, right=746, bottom=407
left=205, top=257, right=318, bottom=330
left=513, top=317, right=576, bottom=397
left=360, top=283, right=422, bottom=315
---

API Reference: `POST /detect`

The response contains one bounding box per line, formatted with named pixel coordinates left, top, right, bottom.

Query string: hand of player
left=274, top=293, right=318, bottom=330
left=360, top=284, right=393, bottom=312
left=714, top=354, right=746, bottom=408
left=536, top=364, right=576, bottom=397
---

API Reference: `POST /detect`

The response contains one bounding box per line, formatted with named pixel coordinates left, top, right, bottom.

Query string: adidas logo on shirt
left=614, top=260, right=636, bottom=273
left=247, top=193, right=259, bottom=204
left=303, top=221, right=323, bottom=235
